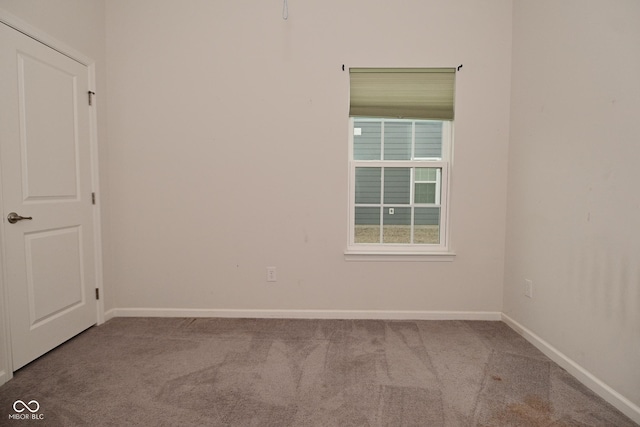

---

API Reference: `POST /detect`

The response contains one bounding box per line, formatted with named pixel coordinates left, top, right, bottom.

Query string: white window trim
left=343, top=251, right=456, bottom=262
left=345, top=118, right=455, bottom=261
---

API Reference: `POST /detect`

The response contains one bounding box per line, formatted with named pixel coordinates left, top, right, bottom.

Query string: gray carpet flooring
left=0, top=318, right=636, bottom=426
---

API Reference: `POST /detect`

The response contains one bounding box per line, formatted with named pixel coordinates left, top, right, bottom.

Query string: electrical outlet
left=524, top=279, right=533, bottom=298
left=267, top=267, right=277, bottom=282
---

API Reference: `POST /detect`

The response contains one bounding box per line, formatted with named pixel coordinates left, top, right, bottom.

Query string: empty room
left=0, top=0, right=638, bottom=425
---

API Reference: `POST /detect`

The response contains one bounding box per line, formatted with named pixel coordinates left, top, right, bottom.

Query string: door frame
left=0, top=8, right=104, bottom=386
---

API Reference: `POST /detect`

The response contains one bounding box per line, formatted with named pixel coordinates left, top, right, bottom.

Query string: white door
left=0, top=23, right=98, bottom=370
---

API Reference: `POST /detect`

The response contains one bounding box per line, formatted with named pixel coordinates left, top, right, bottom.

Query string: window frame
left=346, top=118, right=455, bottom=260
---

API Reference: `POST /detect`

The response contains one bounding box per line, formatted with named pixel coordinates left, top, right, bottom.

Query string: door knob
left=7, top=212, right=33, bottom=224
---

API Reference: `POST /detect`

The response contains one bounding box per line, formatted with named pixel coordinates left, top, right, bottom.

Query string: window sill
left=344, top=250, right=456, bottom=262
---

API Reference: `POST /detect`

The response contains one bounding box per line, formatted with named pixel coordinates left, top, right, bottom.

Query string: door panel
left=20, top=52, right=80, bottom=200
left=0, top=23, right=97, bottom=370
left=26, top=226, right=85, bottom=326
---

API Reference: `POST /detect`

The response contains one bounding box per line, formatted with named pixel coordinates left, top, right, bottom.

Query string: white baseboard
left=502, top=313, right=640, bottom=425
left=0, top=369, right=12, bottom=387
left=103, top=308, right=116, bottom=322
left=105, top=307, right=502, bottom=321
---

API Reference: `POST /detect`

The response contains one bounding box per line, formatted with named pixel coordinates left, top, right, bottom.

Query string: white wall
left=104, top=0, right=512, bottom=315
left=505, top=0, right=640, bottom=412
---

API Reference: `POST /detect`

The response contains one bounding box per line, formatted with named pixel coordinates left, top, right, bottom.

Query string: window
left=347, top=68, right=455, bottom=257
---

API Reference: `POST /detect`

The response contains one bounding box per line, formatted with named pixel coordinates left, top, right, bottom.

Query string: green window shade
left=349, top=68, right=455, bottom=120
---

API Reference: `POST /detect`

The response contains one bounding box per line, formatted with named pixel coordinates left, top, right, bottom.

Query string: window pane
left=414, top=207, right=440, bottom=244
left=415, top=167, right=437, bottom=181
left=353, top=121, right=381, bottom=160
left=383, top=207, right=411, bottom=244
left=415, top=121, right=442, bottom=159
left=355, top=207, right=380, bottom=243
left=355, top=167, right=381, bottom=204
left=384, top=121, right=411, bottom=160
left=415, top=183, right=436, bottom=204
left=384, top=168, right=410, bottom=204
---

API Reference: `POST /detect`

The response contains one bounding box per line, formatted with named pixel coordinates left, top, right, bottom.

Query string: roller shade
left=349, top=68, right=455, bottom=120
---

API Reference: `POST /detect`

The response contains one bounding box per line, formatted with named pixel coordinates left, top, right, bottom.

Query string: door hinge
left=95, top=288, right=100, bottom=300
left=92, top=192, right=96, bottom=205
left=88, top=91, right=95, bottom=106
